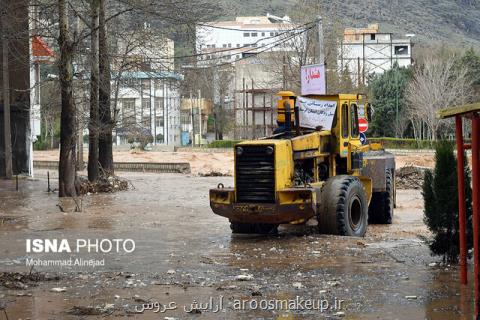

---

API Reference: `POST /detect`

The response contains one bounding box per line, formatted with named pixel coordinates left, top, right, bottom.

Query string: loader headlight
left=266, top=146, right=274, bottom=155
left=236, top=147, right=243, bottom=156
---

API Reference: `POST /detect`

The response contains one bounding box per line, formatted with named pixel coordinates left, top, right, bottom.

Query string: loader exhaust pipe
left=284, top=100, right=292, bottom=135
left=294, top=104, right=300, bottom=136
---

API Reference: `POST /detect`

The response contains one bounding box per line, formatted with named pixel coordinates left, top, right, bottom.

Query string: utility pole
left=198, top=89, right=202, bottom=145
left=1, top=12, right=13, bottom=179
left=190, top=90, right=194, bottom=147
left=316, top=16, right=325, bottom=65
left=316, top=16, right=327, bottom=94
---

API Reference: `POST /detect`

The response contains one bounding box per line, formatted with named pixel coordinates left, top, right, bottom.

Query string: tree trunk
left=1, top=13, right=13, bottom=179
left=98, top=0, right=114, bottom=175
left=58, top=0, right=77, bottom=197
left=88, top=0, right=100, bottom=182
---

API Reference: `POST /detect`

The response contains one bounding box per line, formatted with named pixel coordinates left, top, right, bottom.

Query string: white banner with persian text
left=301, top=64, right=326, bottom=95
left=296, top=97, right=337, bottom=130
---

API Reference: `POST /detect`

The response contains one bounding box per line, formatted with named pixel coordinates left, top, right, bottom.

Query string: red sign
left=359, top=118, right=369, bottom=133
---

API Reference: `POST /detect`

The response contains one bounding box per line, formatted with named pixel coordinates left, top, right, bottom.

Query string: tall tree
left=98, top=0, right=113, bottom=175
left=406, top=54, right=472, bottom=140
left=58, top=0, right=78, bottom=197
left=422, top=141, right=473, bottom=263
left=1, top=6, right=13, bottom=179
left=369, top=64, right=412, bottom=138
left=88, top=0, right=100, bottom=182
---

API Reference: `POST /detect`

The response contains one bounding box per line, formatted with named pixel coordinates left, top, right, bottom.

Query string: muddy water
left=0, top=173, right=475, bottom=319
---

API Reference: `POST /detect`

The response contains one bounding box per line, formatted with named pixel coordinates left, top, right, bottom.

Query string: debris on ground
left=68, top=303, right=115, bottom=316
left=235, top=274, right=254, bottom=281
left=198, top=171, right=230, bottom=177
left=50, top=287, right=66, bottom=292
left=68, top=306, right=103, bottom=316
left=0, top=272, right=57, bottom=290
left=395, top=166, right=426, bottom=189
left=77, top=175, right=129, bottom=194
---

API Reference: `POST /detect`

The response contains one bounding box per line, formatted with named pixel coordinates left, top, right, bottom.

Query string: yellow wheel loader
left=209, top=92, right=395, bottom=236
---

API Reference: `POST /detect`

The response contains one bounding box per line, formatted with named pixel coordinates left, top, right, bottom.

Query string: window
left=251, top=43, right=257, bottom=47
left=251, top=32, right=257, bottom=37
left=350, top=103, right=359, bottom=137
left=243, top=32, right=250, bottom=37
left=222, top=44, right=227, bottom=48
left=270, top=32, right=274, bottom=36
left=142, top=98, right=151, bottom=113
left=395, top=45, right=408, bottom=55
left=261, top=32, right=265, bottom=36
left=142, top=79, right=151, bottom=92
left=155, top=116, right=164, bottom=127
left=341, top=103, right=349, bottom=138
left=122, top=98, right=136, bottom=127
left=370, top=34, right=376, bottom=41
left=154, top=97, right=164, bottom=114
left=228, top=43, right=232, bottom=48
left=236, top=44, right=240, bottom=47
left=142, top=116, right=150, bottom=128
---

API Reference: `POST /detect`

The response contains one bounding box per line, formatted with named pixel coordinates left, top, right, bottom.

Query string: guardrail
left=33, top=161, right=191, bottom=174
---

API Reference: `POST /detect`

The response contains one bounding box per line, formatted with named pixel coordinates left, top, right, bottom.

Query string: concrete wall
left=0, top=0, right=31, bottom=176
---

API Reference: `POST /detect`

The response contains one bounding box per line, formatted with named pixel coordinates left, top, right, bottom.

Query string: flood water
left=0, top=172, right=475, bottom=319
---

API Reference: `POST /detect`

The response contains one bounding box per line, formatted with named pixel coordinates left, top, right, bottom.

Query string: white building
left=196, top=14, right=303, bottom=65
left=114, top=72, right=183, bottom=146
left=114, top=27, right=175, bottom=72
left=112, top=28, right=183, bottom=147
left=339, top=24, right=413, bottom=84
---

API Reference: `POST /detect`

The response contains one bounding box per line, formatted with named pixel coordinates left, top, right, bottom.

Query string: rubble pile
left=78, top=175, right=129, bottom=195
left=395, top=166, right=426, bottom=190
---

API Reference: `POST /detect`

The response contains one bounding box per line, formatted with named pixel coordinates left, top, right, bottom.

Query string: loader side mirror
left=366, top=103, right=373, bottom=122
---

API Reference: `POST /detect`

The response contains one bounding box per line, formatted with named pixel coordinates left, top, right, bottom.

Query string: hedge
left=208, top=138, right=462, bottom=150
left=368, top=137, right=462, bottom=149
left=208, top=140, right=243, bottom=148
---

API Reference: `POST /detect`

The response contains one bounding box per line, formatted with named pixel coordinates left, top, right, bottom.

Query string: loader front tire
left=368, top=169, right=394, bottom=224
left=318, top=175, right=368, bottom=237
left=230, top=222, right=278, bottom=234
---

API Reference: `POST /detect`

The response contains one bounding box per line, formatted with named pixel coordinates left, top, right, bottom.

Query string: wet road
left=0, top=172, right=474, bottom=319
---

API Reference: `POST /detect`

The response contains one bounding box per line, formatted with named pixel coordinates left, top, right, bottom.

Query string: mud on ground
left=0, top=172, right=474, bottom=319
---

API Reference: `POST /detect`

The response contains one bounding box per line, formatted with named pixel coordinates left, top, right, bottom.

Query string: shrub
left=422, top=141, right=473, bottom=263
left=208, top=140, right=242, bottom=149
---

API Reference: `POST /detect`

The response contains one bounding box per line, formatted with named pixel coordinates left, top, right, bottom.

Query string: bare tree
left=406, top=54, right=473, bottom=140
left=1, top=5, right=12, bottom=178
left=58, top=0, right=78, bottom=197
left=98, top=0, right=113, bottom=175
left=88, top=0, right=100, bottom=181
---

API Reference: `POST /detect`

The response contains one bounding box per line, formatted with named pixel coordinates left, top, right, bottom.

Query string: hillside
left=218, top=0, right=480, bottom=49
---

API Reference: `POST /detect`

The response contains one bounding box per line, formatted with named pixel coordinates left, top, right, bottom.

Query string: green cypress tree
left=422, top=141, right=473, bottom=263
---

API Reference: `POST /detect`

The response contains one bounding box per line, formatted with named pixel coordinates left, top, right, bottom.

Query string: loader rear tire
left=318, top=175, right=368, bottom=237
left=368, top=169, right=394, bottom=224
left=230, top=222, right=278, bottom=234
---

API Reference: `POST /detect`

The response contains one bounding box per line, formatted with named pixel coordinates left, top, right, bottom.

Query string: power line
left=195, top=21, right=303, bottom=32
left=81, top=21, right=314, bottom=63
left=201, top=25, right=315, bottom=68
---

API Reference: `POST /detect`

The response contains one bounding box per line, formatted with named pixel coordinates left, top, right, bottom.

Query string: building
left=113, top=26, right=175, bottom=72
left=112, top=27, right=183, bottom=146
left=196, top=14, right=301, bottom=65
left=195, top=15, right=305, bottom=139
left=0, top=0, right=32, bottom=176
left=339, top=24, right=413, bottom=85
left=114, top=71, right=183, bottom=146
left=179, top=97, right=212, bottom=145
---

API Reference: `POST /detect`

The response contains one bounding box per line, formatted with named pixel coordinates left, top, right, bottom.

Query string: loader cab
left=338, top=95, right=362, bottom=158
